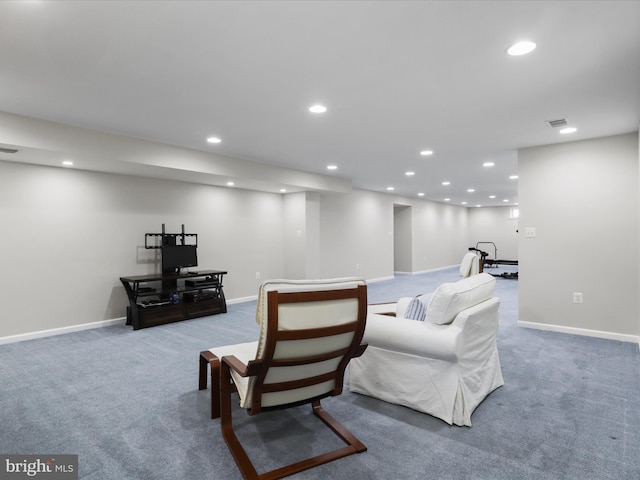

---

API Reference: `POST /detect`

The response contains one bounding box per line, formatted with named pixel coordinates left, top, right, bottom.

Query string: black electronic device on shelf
left=161, top=245, right=198, bottom=273
left=145, top=223, right=199, bottom=274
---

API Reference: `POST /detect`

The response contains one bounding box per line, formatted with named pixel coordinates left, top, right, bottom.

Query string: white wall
left=318, top=190, right=395, bottom=280
left=468, top=206, right=519, bottom=260
left=411, top=200, right=470, bottom=272
left=305, top=193, right=321, bottom=279
left=282, top=192, right=306, bottom=279
left=393, top=205, right=413, bottom=273
left=0, top=159, right=480, bottom=341
left=318, top=190, right=471, bottom=280
left=518, top=132, right=639, bottom=340
left=0, top=161, right=285, bottom=338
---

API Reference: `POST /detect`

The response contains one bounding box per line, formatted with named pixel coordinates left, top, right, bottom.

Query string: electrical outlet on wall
left=573, top=292, right=583, bottom=304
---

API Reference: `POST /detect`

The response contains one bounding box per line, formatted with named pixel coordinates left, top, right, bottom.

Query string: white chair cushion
left=252, top=277, right=366, bottom=407
left=255, top=277, right=366, bottom=326
left=426, top=273, right=495, bottom=325
left=459, top=252, right=476, bottom=277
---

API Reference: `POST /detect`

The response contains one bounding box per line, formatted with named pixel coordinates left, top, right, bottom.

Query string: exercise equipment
left=468, top=242, right=518, bottom=279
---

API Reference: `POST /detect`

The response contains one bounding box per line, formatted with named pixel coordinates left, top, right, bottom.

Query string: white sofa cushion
left=426, top=272, right=495, bottom=325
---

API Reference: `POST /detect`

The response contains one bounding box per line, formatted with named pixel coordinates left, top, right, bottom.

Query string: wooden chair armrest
left=200, top=350, right=217, bottom=363
left=221, top=355, right=249, bottom=376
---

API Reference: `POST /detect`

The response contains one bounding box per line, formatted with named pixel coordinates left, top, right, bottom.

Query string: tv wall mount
left=145, top=224, right=198, bottom=249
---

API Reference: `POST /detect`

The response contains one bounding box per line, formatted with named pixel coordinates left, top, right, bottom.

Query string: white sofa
left=348, top=272, right=504, bottom=426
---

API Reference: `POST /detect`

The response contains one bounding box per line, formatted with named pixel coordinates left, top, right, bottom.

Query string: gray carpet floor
left=1, top=267, right=639, bottom=479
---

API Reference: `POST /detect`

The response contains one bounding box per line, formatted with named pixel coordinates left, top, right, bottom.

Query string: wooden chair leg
left=199, top=351, right=221, bottom=419
left=199, top=351, right=212, bottom=390
left=210, top=357, right=221, bottom=419
left=220, top=360, right=260, bottom=480
left=219, top=385, right=367, bottom=479
left=312, top=400, right=367, bottom=453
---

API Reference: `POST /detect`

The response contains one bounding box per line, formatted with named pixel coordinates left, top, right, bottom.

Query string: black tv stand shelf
left=120, top=270, right=227, bottom=330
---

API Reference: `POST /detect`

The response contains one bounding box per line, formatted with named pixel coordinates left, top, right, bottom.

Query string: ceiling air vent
left=545, top=118, right=568, bottom=128
left=0, top=147, right=19, bottom=154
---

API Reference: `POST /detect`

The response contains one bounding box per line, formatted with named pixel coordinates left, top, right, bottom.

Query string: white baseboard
left=518, top=320, right=640, bottom=348
left=395, top=265, right=458, bottom=276
left=226, top=278, right=395, bottom=300
left=227, top=295, right=257, bottom=304
left=367, top=275, right=395, bottom=283
left=0, top=317, right=127, bottom=346
left=0, top=284, right=393, bottom=345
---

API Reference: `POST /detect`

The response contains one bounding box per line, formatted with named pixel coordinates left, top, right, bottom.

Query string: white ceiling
left=1, top=0, right=639, bottom=206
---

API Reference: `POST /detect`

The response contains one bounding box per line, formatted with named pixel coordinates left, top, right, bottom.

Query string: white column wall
left=518, top=132, right=639, bottom=340
left=393, top=205, right=413, bottom=273
left=318, top=190, right=394, bottom=281
left=282, top=192, right=307, bottom=279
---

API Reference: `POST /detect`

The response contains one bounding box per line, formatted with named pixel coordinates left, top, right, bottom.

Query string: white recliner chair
left=459, top=251, right=481, bottom=277
left=348, top=272, right=503, bottom=426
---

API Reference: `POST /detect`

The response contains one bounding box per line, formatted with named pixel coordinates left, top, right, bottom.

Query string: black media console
left=121, top=224, right=227, bottom=329
left=120, top=270, right=227, bottom=330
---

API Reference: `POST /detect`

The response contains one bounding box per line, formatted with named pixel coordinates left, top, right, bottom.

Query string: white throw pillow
left=426, top=273, right=495, bottom=325
left=404, top=297, right=427, bottom=321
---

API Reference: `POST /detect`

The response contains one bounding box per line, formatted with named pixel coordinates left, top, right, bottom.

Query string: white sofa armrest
left=364, top=313, right=460, bottom=361
left=368, top=303, right=397, bottom=315
left=396, top=297, right=413, bottom=318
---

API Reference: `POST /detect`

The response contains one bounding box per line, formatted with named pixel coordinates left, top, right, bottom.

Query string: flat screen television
left=162, top=245, right=198, bottom=273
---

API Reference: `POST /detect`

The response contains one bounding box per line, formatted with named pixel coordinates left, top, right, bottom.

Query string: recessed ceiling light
left=476, top=205, right=482, bottom=208
left=444, top=198, right=450, bottom=202
left=420, top=150, right=434, bottom=156
left=559, top=127, right=577, bottom=134
left=327, top=165, right=338, bottom=170
left=405, top=171, right=415, bottom=176
left=461, top=201, right=468, bottom=205
left=309, top=105, right=327, bottom=113
left=489, top=195, right=496, bottom=199
left=467, top=188, right=475, bottom=193
left=62, top=160, right=74, bottom=166
left=227, top=181, right=234, bottom=186
left=417, top=192, right=425, bottom=197
left=503, top=199, right=509, bottom=202
left=442, top=181, right=450, bottom=186
left=483, top=162, right=495, bottom=167
left=507, top=40, right=536, bottom=56
left=206, top=136, right=221, bottom=144
left=510, top=175, right=519, bottom=180
left=386, top=186, right=395, bottom=191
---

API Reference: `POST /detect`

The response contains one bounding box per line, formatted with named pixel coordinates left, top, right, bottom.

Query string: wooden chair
left=199, top=279, right=368, bottom=480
